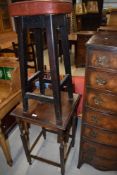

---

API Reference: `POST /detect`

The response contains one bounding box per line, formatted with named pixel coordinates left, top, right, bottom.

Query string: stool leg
left=46, top=15, right=62, bottom=122
left=42, top=127, right=46, bottom=139
left=30, top=43, right=37, bottom=72
left=15, top=17, right=29, bottom=111
left=71, top=115, right=78, bottom=147
left=60, top=15, right=73, bottom=99
left=60, top=141, right=65, bottom=175
left=33, top=28, right=45, bottom=94
left=18, top=121, right=32, bottom=164
left=24, top=122, right=30, bottom=146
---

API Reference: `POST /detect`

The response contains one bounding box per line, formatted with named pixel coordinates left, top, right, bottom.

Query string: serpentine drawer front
left=80, top=145, right=117, bottom=171
left=86, top=89, right=117, bottom=113
left=82, top=125, right=117, bottom=146
left=86, top=69, right=117, bottom=93
left=83, top=108, right=117, bottom=132
left=81, top=140, right=117, bottom=160
left=88, top=49, right=117, bottom=70
left=78, top=32, right=117, bottom=171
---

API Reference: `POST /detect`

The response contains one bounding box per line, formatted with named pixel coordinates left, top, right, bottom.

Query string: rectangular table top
left=11, top=91, right=81, bottom=131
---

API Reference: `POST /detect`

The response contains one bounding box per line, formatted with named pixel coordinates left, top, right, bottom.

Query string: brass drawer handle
left=96, top=77, right=107, bottom=86
left=90, top=130, right=97, bottom=138
left=91, top=115, right=98, bottom=123
left=93, top=96, right=103, bottom=105
left=96, top=56, right=108, bottom=66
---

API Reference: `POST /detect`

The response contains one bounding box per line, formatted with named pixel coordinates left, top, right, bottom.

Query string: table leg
left=0, top=126, right=13, bottom=166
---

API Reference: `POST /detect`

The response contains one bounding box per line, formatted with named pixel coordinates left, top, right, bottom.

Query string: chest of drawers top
left=87, top=32, right=117, bottom=50
left=86, top=32, right=117, bottom=72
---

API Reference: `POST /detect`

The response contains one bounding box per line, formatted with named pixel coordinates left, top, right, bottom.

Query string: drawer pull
left=91, top=115, right=98, bottom=123
left=96, top=77, right=107, bottom=86
left=90, top=130, right=97, bottom=138
left=96, top=56, right=108, bottom=66
left=93, top=96, right=103, bottom=105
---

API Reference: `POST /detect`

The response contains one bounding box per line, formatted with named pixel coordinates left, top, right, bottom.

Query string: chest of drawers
left=78, top=32, right=117, bottom=171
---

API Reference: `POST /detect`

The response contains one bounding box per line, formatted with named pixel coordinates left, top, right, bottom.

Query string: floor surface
left=0, top=119, right=117, bottom=175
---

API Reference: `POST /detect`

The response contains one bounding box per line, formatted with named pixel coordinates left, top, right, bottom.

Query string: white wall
left=75, top=1, right=117, bottom=8
left=104, top=3, right=117, bottom=9
left=103, top=1, right=117, bottom=9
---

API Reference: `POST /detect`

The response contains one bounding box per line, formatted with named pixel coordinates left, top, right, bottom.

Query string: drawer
left=80, top=148, right=117, bottom=171
left=81, top=139, right=117, bottom=160
left=88, top=50, right=117, bottom=70
left=86, top=69, right=117, bottom=93
left=82, top=125, right=117, bottom=146
left=86, top=89, right=117, bottom=114
left=83, top=108, right=117, bottom=132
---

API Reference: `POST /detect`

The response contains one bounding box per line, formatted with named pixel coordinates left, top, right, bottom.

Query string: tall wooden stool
left=9, top=1, right=81, bottom=174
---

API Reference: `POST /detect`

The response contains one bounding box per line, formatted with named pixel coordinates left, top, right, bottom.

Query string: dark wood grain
left=83, top=108, right=117, bottom=132
left=82, top=125, right=117, bottom=146
left=87, top=49, right=117, bottom=71
left=86, top=89, right=117, bottom=114
left=87, top=69, right=117, bottom=93
left=81, top=140, right=117, bottom=160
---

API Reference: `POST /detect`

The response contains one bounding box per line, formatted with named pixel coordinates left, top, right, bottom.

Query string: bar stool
left=9, top=1, right=81, bottom=174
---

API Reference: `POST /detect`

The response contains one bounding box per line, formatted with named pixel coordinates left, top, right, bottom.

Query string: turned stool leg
left=0, top=128, right=13, bottom=166
left=42, top=128, right=46, bottom=139
left=59, top=16, right=73, bottom=100
left=15, top=17, right=29, bottom=111
left=33, top=28, right=45, bottom=94
left=60, top=141, right=65, bottom=175
left=18, top=121, right=32, bottom=164
left=71, top=115, right=78, bottom=147
left=46, top=15, right=62, bottom=121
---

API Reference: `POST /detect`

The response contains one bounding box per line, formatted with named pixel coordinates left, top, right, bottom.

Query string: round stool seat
left=9, top=0, right=72, bottom=17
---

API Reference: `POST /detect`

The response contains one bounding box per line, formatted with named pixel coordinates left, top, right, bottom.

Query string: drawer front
left=88, top=50, right=117, bottom=70
left=81, top=140, right=117, bottom=160
left=83, top=108, right=117, bottom=132
left=82, top=125, right=117, bottom=146
left=86, top=89, right=117, bottom=113
left=87, top=69, right=117, bottom=93
left=80, top=149, right=117, bottom=171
